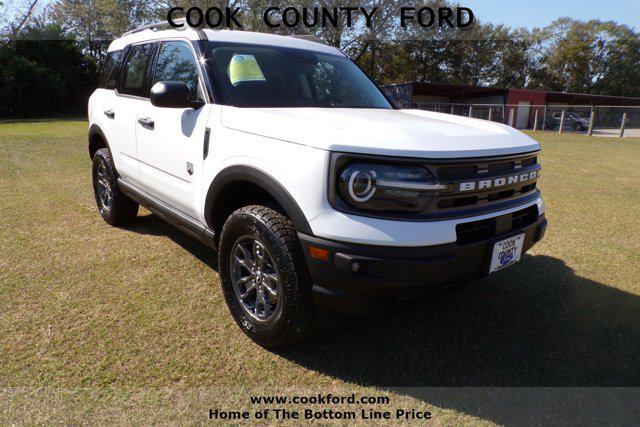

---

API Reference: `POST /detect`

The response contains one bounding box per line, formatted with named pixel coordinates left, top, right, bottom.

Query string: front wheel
left=218, top=205, right=314, bottom=349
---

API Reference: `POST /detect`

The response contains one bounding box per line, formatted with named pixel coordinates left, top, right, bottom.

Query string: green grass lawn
left=1, top=121, right=639, bottom=425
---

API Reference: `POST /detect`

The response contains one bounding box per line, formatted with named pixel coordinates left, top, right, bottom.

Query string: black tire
left=218, top=205, right=315, bottom=349
left=573, top=122, right=584, bottom=131
left=92, top=148, right=139, bottom=226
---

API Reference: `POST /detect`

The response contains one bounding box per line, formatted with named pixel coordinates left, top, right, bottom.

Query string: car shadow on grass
left=278, top=254, right=640, bottom=424
left=121, top=215, right=639, bottom=423
left=122, top=213, right=218, bottom=270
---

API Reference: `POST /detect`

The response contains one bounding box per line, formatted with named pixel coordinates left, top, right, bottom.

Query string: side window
left=99, top=52, right=115, bottom=89
left=100, top=50, right=125, bottom=90
left=119, top=43, right=155, bottom=97
left=153, top=41, right=203, bottom=101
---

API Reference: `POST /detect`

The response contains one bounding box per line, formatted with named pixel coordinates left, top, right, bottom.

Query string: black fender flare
left=204, top=165, right=313, bottom=235
left=88, top=124, right=109, bottom=159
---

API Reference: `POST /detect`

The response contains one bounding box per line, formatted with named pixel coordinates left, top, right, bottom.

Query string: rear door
left=95, top=48, right=130, bottom=174
left=111, top=42, right=157, bottom=179
left=135, top=39, right=210, bottom=217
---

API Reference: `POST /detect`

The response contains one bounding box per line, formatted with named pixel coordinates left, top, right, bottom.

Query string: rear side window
left=100, top=50, right=125, bottom=90
left=119, top=43, right=155, bottom=97
left=153, top=41, right=203, bottom=102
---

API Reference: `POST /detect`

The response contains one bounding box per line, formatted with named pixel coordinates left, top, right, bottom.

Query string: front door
left=135, top=40, right=210, bottom=218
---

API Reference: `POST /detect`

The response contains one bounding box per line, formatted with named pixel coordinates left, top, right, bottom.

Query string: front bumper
left=299, top=214, right=547, bottom=317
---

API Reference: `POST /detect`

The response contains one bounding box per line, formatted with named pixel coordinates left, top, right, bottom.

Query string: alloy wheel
left=96, top=161, right=113, bottom=211
left=230, top=236, right=281, bottom=323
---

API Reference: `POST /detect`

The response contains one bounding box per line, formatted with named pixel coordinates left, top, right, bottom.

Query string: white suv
left=88, top=22, right=547, bottom=348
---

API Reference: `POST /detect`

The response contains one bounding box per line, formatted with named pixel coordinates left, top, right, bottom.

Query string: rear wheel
left=218, top=205, right=314, bottom=348
left=92, top=148, right=138, bottom=226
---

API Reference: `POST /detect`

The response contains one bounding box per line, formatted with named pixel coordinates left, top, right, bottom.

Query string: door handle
left=137, top=117, right=154, bottom=129
left=203, top=128, right=211, bottom=159
left=104, top=109, right=115, bottom=119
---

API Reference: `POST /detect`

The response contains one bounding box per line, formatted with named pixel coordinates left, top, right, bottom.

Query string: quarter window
left=119, top=43, right=155, bottom=97
left=153, top=41, right=203, bottom=101
left=100, top=50, right=125, bottom=90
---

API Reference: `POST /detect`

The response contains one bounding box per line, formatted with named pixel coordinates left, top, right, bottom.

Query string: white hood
left=221, top=107, right=540, bottom=159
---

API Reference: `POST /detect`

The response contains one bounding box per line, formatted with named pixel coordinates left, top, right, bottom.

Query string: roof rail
left=121, top=18, right=189, bottom=37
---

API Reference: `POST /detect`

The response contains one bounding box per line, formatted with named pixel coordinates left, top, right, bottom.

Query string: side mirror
left=150, top=81, right=203, bottom=109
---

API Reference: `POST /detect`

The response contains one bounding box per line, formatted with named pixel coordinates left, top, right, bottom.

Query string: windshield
left=207, top=43, right=392, bottom=109
left=567, top=113, right=582, bottom=119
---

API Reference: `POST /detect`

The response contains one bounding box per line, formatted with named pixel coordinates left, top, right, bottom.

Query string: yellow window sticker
left=228, top=54, right=266, bottom=86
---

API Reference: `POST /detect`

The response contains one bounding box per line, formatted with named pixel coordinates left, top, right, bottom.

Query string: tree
left=1, top=0, right=44, bottom=37
left=0, top=23, right=98, bottom=117
left=527, top=18, right=640, bottom=96
left=592, top=25, right=640, bottom=97
left=488, top=27, right=537, bottom=89
left=49, top=0, right=148, bottom=58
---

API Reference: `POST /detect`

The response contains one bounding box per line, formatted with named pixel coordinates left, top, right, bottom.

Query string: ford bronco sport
left=88, top=22, right=547, bottom=348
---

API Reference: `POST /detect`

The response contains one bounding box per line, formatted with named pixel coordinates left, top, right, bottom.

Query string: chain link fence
left=399, top=101, right=640, bottom=138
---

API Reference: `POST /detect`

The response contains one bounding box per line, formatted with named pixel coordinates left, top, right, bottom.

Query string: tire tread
left=219, top=205, right=315, bottom=348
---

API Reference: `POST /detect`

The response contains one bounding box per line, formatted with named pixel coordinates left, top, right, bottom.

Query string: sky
left=469, top=0, right=640, bottom=30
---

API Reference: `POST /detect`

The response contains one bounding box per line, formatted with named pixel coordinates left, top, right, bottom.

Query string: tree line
left=1, top=0, right=639, bottom=117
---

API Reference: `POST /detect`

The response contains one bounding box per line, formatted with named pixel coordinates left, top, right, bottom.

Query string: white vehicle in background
left=88, top=21, right=547, bottom=348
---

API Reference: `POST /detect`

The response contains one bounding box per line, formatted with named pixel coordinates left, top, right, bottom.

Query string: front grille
left=424, top=152, right=541, bottom=216
left=511, top=204, right=538, bottom=229
left=436, top=183, right=537, bottom=209
left=438, top=164, right=478, bottom=178
left=456, top=205, right=539, bottom=245
left=456, top=217, right=497, bottom=245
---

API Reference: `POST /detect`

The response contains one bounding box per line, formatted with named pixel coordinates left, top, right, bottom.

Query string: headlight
left=337, top=162, right=445, bottom=213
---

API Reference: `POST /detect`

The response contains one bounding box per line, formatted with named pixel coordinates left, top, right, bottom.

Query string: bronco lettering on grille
left=459, top=171, right=538, bottom=192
